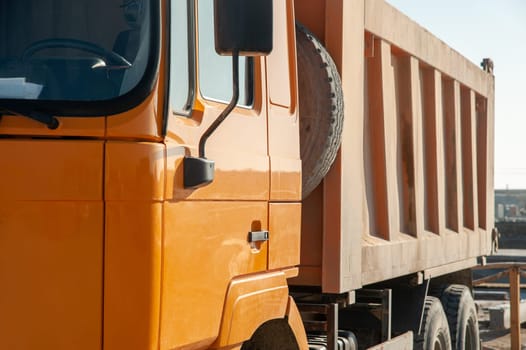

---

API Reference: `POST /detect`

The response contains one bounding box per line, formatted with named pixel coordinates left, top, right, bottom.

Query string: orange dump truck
left=0, top=0, right=494, bottom=349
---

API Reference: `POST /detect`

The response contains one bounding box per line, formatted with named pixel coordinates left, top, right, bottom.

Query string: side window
left=170, top=0, right=195, bottom=116
left=197, top=0, right=254, bottom=106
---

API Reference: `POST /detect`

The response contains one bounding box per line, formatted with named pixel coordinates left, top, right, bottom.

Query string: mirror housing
left=184, top=157, right=215, bottom=189
left=214, top=0, right=273, bottom=56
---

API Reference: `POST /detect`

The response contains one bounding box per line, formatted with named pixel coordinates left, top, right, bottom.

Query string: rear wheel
left=414, top=296, right=452, bottom=350
left=438, top=285, right=480, bottom=350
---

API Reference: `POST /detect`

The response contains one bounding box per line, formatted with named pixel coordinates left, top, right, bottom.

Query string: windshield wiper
left=0, top=107, right=59, bottom=129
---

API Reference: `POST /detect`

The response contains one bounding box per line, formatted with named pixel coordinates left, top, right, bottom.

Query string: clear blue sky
left=386, top=0, right=526, bottom=189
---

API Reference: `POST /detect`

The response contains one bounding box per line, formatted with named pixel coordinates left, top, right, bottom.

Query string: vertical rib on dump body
left=292, top=0, right=494, bottom=293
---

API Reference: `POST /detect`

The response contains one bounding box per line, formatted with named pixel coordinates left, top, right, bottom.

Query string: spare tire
left=296, top=23, right=344, bottom=199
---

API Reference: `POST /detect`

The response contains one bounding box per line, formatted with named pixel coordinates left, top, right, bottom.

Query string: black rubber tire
left=414, top=296, right=452, bottom=350
left=296, top=23, right=344, bottom=199
left=438, top=285, right=480, bottom=350
left=241, top=319, right=299, bottom=350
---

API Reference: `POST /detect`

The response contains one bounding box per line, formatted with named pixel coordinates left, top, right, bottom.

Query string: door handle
left=248, top=230, right=269, bottom=243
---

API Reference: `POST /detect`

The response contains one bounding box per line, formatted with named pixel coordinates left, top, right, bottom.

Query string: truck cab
left=0, top=0, right=304, bottom=349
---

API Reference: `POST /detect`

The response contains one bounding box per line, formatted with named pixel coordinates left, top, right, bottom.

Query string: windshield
left=0, top=0, right=154, bottom=103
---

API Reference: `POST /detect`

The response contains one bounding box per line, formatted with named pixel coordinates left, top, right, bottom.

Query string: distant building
left=497, top=203, right=504, bottom=220
left=508, top=204, right=518, bottom=217
left=495, top=189, right=526, bottom=222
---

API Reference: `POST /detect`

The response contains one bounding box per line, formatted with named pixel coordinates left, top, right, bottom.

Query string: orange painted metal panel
left=165, top=95, right=270, bottom=200
left=292, top=184, right=323, bottom=287
left=0, top=202, right=103, bottom=350
left=165, top=138, right=270, bottom=201
left=106, top=90, right=164, bottom=141
left=293, top=0, right=326, bottom=41
left=0, top=140, right=103, bottom=200
left=309, top=0, right=366, bottom=293
left=160, top=201, right=268, bottom=350
left=365, top=0, right=493, bottom=96
left=166, top=55, right=269, bottom=201
left=0, top=139, right=103, bottom=349
left=267, top=0, right=294, bottom=109
left=105, top=141, right=165, bottom=201
left=104, top=202, right=162, bottom=350
left=0, top=115, right=105, bottom=138
left=103, top=141, right=164, bottom=350
left=286, top=297, right=310, bottom=350
left=269, top=155, right=302, bottom=201
left=214, top=272, right=289, bottom=347
left=266, top=0, right=301, bottom=201
left=269, top=203, right=301, bottom=270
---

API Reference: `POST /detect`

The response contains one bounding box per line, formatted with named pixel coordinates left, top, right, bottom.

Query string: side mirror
left=184, top=0, right=273, bottom=189
left=214, top=0, right=273, bottom=56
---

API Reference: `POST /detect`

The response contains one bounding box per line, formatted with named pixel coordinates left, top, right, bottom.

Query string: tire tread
left=438, top=284, right=479, bottom=350
left=414, top=296, right=452, bottom=350
left=296, top=23, right=344, bottom=199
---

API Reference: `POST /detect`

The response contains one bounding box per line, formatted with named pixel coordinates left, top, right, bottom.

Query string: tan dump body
left=293, top=0, right=495, bottom=293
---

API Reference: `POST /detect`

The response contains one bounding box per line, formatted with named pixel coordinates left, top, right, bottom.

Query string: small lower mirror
left=184, top=157, right=215, bottom=189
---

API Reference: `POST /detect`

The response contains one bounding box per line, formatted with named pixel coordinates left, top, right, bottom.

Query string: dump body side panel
left=293, top=0, right=494, bottom=292
left=360, top=0, right=494, bottom=286
left=293, top=0, right=367, bottom=293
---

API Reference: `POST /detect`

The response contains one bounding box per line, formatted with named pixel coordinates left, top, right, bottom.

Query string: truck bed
left=292, top=0, right=494, bottom=293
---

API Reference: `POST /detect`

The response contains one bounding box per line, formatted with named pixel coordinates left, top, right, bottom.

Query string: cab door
left=266, top=0, right=302, bottom=271
left=161, top=0, right=270, bottom=348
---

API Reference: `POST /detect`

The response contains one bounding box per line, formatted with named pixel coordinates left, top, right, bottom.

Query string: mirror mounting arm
left=183, top=51, right=239, bottom=189
left=199, top=51, right=239, bottom=158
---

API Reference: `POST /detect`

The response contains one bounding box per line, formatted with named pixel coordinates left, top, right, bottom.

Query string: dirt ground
left=477, top=299, right=526, bottom=349
left=474, top=249, right=526, bottom=349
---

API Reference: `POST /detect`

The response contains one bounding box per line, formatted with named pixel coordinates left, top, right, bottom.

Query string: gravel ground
left=475, top=249, right=526, bottom=349
left=477, top=299, right=526, bottom=349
